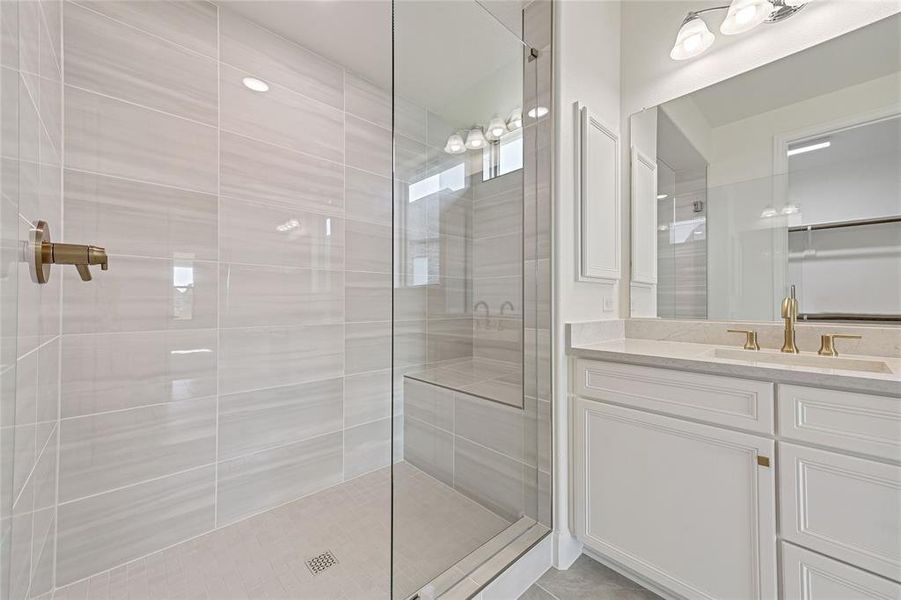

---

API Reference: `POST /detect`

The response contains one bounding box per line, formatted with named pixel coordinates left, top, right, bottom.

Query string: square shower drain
left=305, top=550, right=339, bottom=576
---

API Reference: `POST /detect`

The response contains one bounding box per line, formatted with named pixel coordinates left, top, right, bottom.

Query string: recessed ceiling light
left=242, top=76, right=270, bottom=92
left=787, top=140, right=830, bottom=156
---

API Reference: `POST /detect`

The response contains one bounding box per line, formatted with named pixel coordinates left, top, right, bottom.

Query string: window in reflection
left=172, top=260, right=195, bottom=321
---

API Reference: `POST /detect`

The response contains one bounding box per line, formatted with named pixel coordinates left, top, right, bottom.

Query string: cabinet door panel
left=780, top=443, right=901, bottom=581
left=781, top=542, right=901, bottom=600
left=574, top=399, right=777, bottom=600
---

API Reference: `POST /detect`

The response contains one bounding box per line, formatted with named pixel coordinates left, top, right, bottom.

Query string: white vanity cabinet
left=571, top=358, right=901, bottom=600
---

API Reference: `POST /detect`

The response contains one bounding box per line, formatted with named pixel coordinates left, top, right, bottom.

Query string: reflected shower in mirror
left=629, top=13, right=901, bottom=323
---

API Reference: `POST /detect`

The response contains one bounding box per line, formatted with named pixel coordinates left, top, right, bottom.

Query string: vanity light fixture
left=507, top=109, right=523, bottom=131
left=486, top=116, right=508, bottom=141
left=444, top=133, right=466, bottom=154
left=787, top=140, right=831, bottom=156
left=670, top=0, right=810, bottom=61
left=465, top=127, right=487, bottom=150
left=242, top=76, right=270, bottom=92
left=657, top=194, right=669, bottom=200
left=760, top=206, right=778, bottom=218
left=781, top=204, right=800, bottom=215
left=527, top=106, right=549, bottom=119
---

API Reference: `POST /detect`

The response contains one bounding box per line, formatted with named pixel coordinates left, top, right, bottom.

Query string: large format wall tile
left=346, top=219, right=391, bottom=274
left=345, top=167, right=391, bottom=225
left=404, top=379, right=454, bottom=432
left=56, top=466, right=216, bottom=586
left=453, top=437, right=524, bottom=522
left=219, top=196, right=344, bottom=270
left=474, top=232, right=522, bottom=279
left=220, top=132, right=344, bottom=212
left=65, top=169, right=218, bottom=260
left=64, top=2, right=218, bottom=124
left=454, top=392, right=524, bottom=461
left=65, top=86, right=218, bottom=192
left=218, top=9, right=343, bottom=110
left=60, top=330, right=217, bottom=417
left=344, top=321, right=390, bottom=375
left=62, top=255, right=218, bottom=334
left=216, top=431, right=342, bottom=526
left=345, top=73, right=390, bottom=129
left=220, top=64, right=343, bottom=163
left=220, top=264, right=343, bottom=328
left=344, top=370, right=391, bottom=427
left=345, top=270, right=391, bottom=323
left=58, top=397, right=217, bottom=501
left=73, top=0, right=218, bottom=58
left=345, top=115, right=391, bottom=176
left=403, top=416, right=454, bottom=487
left=218, top=378, right=343, bottom=460
left=219, top=324, right=344, bottom=395
left=344, top=418, right=391, bottom=480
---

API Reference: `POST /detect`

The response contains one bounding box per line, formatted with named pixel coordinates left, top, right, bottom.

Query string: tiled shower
left=0, top=1, right=553, bottom=598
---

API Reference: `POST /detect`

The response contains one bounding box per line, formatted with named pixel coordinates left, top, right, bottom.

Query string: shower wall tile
left=58, top=397, right=217, bottom=501
left=404, top=379, right=454, bottom=432
left=216, top=431, right=343, bottom=526
left=345, top=73, right=390, bottom=130
left=219, top=264, right=343, bottom=328
left=395, top=134, right=429, bottom=184
left=427, top=317, right=473, bottom=363
left=60, top=330, right=217, bottom=417
left=64, top=2, right=218, bottom=124
left=220, top=64, right=343, bottom=163
left=473, top=232, right=522, bottom=279
left=64, top=169, right=219, bottom=260
left=344, top=370, right=391, bottom=427
left=36, top=336, right=59, bottom=424
left=473, top=188, right=522, bottom=240
left=345, top=270, right=391, bottom=323
left=73, top=0, right=219, bottom=58
left=56, top=466, right=216, bottom=586
left=218, top=8, right=343, bottom=110
left=218, top=377, right=343, bottom=460
left=346, top=219, right=391, bottom=274
left=219, top=324, right=344, bottom=395
left=65, top=86, right=218, bottom=192
left=219, top=132, right=344, bottom=212
left=454, top=392, right=524, bottom=461
left=403, top=416, right=453, bottom=487
left=344, top=321, right=390, bottom=375
left=344, top=418, right=391, bottom=480
left=61, top=255, right=218, bottom=334
left=345, top=167, right=391, bottom=226
left=453, top=437, right=523, bottom=522
left=345, top=115, right=391, bottom=176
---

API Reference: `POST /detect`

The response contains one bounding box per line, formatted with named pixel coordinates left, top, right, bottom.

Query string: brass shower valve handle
left=30, top=220, right=108, bottom=284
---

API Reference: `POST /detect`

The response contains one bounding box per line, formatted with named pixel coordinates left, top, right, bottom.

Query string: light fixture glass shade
left=242, top=76, right=270, bottom=92
left=464, top=128, right=487, bottom=150
left=444, top=133, right=465, bottom=154
left=720, top=0, right=774, bottom=35
left=783, top=0, right=811, bottom=6
left=670, top=16, right=715, bottom=60
left=506, top=109, right=523, bottom=131
left=486, top=117, right=507, bottom=141
left=527, top=106, right=549, bottom=118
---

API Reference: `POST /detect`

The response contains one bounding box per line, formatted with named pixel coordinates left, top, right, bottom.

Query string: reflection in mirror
left=630, top=14, right=901, bottom=323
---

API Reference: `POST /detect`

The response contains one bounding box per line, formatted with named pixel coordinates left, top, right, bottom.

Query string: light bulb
left=670, top=16, right=715, bottom=60
left=465, top=128, right=486, bottom=150
left=506, top=109, right=523, bottom=131
left=444, top=133, right=465, bottom=155
left=721, top=0, right=774, bottom=35
left=242, top=76, right=270, bottom=92
left=781, top=204, right=799, bottom=215
left=486, top=117, right=507, bottom=141
left=527, top=106, right=549, bottom=118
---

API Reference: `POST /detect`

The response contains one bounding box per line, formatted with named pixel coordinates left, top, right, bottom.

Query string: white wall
left=552, top=0, right=622, bottom=568
left=619, top=0, right=901, bottom=315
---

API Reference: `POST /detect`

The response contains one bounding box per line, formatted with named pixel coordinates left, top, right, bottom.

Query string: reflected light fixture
left=787, top=140, right=830, bottom=156
left=760, top=206, right=778, bottom=218
left=486, top=116, right=507, bottom=141
left=465, top=127, right=487, bottom=150
left=781, top=204, right=800, bottom=215
left=444, top=133, right=465, bottom=154
left=506, top=109, right=523, bottom=131
left=242, top=76, right=270, bottom=92
left=527, top=106, right=549, bottom=119
left=670, top=0, right=809, bottom=61
left=657, top=194, right=670, bottom=200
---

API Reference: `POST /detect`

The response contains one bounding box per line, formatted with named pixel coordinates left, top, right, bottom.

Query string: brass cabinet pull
left=30, top=220, right=108, bottom=284
left=817, top=334, right=862, bottom=357
left=727, top=329, right=760, bottom=351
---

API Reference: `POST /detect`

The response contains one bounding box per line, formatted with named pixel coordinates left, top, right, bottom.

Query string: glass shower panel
left=392, top=1, right=550, bottom=597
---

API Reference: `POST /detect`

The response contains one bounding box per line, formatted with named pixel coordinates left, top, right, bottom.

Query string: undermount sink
left=712, top=348, right=893, bottom=374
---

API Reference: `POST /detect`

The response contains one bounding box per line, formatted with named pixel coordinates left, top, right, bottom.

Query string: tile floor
left=521, top=556, right=664, bottom=600
left=51, top=462, right=511, bottom=600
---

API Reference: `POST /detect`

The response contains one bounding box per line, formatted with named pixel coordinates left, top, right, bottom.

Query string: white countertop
left=567, top=337, right=901, bottom=396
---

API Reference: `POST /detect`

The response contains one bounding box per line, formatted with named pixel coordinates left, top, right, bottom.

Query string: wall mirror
left=629, top=14, right=901, bottom=323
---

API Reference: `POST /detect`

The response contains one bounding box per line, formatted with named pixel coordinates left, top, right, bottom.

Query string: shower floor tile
left=52, top=462, right=511, bottom=600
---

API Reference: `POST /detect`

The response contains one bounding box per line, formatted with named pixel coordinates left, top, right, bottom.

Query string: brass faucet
left=780, top=284, right=799, bottom=353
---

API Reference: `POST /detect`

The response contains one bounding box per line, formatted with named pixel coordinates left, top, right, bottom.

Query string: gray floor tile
left=530, top=555, right=664, bottom=600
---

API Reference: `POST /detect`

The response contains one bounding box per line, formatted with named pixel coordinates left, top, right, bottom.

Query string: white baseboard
left=475, top=536, right=553, bottom=600
left=552, top=531, right=583, bottom=570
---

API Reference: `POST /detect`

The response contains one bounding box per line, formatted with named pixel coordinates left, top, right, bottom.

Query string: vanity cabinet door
left=574, top=399, right=777, bottom=600
left=781, top=542, right=901, bottom=600
left=779, top=443, right=901, bottom=582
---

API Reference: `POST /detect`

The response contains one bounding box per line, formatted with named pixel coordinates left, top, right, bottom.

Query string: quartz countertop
left=567, top=337, right=901, bottom=396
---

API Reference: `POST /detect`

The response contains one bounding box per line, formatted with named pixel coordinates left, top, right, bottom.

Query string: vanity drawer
left=574, top=359, right=774, bottom=433
left=779, top=442, right=901, bottom=581
left=778, top=385, right=901, bottom=463
left=781, top=542, right=901, bottom=600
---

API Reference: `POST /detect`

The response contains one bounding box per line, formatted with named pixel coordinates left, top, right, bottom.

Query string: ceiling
left=685, top=13, right=901, bottom=128
left=657, top=109, right=707, bottom=172
left=221, top=0, right=525, bottom=130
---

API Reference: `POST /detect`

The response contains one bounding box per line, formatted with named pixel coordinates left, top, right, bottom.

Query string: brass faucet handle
left=727, top=329, right=760, bottom=351
left=818, top=334, right=862, bottom=357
